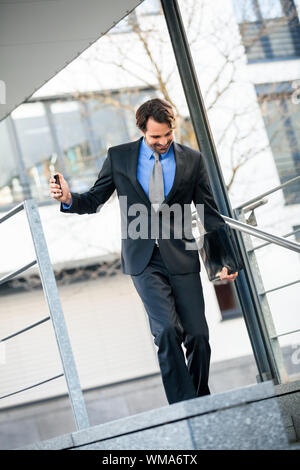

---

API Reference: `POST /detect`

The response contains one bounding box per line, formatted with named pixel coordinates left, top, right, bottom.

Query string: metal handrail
left=192, top=210, right=299, bottom=369
left=250, top=228, right=300, bottom=252
left=216, top=202, right=299, bottom=384
left=0, top=260, right=37, bottom=286
left=259, top=278, right=300, bottom=295
left=270, top=328, right=300, bottom=339
left=0, top=374, right=64, bottom=401
left=223, top=215, right=300, bottom=253
left=0, top=316, right=51, bottom=342
left=233, top=175, right=300, bottom=211
left=0, top=199, right=89, bottom=429
left=192, top=211, right=300, bottom=254
left=0, top=201, right=24, bottom=224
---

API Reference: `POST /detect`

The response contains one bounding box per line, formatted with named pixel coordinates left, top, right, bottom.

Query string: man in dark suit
left=49, top=98, right=238, bottom=405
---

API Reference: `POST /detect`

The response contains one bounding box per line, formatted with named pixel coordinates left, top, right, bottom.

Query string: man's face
left=142, top=117, right=174, bottom=154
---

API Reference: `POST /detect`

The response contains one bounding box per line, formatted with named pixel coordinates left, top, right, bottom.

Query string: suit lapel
left=163, top=141, right=185, bottom=205
left=127, top=138, right=186, bottom=206
left=127, top=138, right=151, bottom=207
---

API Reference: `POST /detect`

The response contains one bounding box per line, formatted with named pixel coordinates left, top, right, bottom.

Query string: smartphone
left=54, top=174, right=61, bottom=189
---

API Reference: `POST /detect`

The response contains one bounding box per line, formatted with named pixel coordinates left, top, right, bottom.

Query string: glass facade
left=232, top=0, right=300, bottom=62
left=177, top=0, right=300, bottom=207
left=0, top=88, right=156, bottom=208
left=255, top=81, right=300, bottom=205
left=178, top=0, right=300, bottom=383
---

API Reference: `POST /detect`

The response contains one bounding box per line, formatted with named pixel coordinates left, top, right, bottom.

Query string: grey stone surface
left=71, top=381, right=275, bottom=448
left=182, top=381, right=275, bottom=417
left=274, top=379, right=300, bottom=395
left=276, top=390, right=300, bottom=416
left=71, top=401, right=188, bottom=448
left=292, top=415, right=300, bottom=441
left=0, top=354, right=260, bottom=450
left=283, top=441, right=300, bottom=450
left=16, top=432, right=74, bottom=450
left=14, top=380, right=295, bottom=450
left=189, top=398, right=288, bottom=450
left=285, top=426, right=298, bottom=443
left=73, top=421, right=194, bottom=450
left=274, top=382, right=300, bottom=442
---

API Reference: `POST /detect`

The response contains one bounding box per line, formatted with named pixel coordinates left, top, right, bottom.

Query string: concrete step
left=17, top=381, right=295, bottom=450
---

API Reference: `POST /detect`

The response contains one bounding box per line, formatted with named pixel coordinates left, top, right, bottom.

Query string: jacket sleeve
left=60, top=149, right=116, bottom=215
left=192, top=151, right=226, bottom=232
left=192, top=152, right=244, bottom=280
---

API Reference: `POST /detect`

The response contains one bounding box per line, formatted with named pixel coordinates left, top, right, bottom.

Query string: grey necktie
left=149, top=151, right=164, bottom=213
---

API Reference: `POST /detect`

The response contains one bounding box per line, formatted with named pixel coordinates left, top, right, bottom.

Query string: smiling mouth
left=157, top=145, right=169, bottom=151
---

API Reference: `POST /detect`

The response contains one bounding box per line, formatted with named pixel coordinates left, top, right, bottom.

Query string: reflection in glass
left=0, top=88, right=157, bottom=207
left=255, top=81, right=300, bottom=205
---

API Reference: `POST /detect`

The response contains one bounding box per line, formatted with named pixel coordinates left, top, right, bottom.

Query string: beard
left=146, top=138, right=173, bottom=154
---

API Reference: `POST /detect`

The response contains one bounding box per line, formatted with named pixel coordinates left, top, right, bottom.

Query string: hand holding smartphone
left=49, top=172, right=71, bottom=205
left=54, top=174, right=61, bottom=190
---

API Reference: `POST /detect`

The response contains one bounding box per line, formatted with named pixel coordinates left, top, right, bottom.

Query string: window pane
left=11, top=103, right=54, bottom=170
left=0, top=120, right=17, bottom=188
left=255, top=82, right=300, bottom=204
left=232, top=0, right=300, bottom=62
left=232, top=0, right=258, bottom=23
left=258, top=0, right=283, bottom=19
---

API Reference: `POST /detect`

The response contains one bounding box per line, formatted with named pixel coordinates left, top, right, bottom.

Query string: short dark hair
left=136, top=98, right=175, bottom=132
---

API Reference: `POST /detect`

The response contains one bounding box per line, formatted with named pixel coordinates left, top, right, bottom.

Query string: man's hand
left=218, top=267, right=238, bottom=282
left=49, top=172, right=71, bottom=205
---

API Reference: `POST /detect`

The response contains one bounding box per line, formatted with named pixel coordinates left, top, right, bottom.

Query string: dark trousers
left=131, top=245, right=211, bottom=404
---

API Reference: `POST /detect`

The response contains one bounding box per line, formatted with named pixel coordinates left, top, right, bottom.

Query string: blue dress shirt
left=62, top=138, right=176, bottom=209
left=137, top=138, right=176, bottom=199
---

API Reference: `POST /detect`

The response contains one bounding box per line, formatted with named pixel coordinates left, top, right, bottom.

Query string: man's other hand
left=49, top=173, right=71, bottom=205
left=219, top=266, right=238, bottom=282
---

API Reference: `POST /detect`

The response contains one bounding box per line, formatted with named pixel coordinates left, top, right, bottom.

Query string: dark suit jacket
left=61, top=137, right=239, bottom=276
